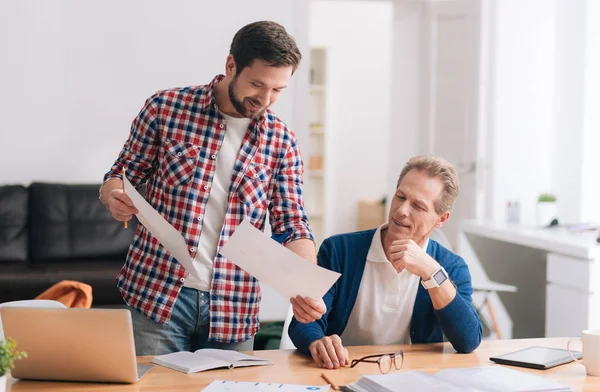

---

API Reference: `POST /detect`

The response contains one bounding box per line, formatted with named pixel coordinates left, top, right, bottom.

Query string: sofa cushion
left=29, top=183, right=136, bottom=262
left=0, top=185, right=28, bottom=263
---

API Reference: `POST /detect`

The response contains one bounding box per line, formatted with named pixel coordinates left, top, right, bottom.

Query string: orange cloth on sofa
left=35, top=280, right=93, bottom=308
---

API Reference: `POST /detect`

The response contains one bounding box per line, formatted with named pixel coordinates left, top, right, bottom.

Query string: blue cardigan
left=288, top=229, right=482, bottom=355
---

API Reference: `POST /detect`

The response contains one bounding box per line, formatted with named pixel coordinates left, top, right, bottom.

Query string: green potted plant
left=0, top=338, right=27, bottom=389
left=537, top=193, right=558, bottom=226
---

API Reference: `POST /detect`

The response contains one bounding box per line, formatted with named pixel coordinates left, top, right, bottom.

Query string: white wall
left=552, top=0, right=586, bottom=224
left=485, top=0, right=600, bottom=226
left=580, top=0, right=600, bottom=223
left=0, top=0, right=309, bottom=185
left=310, top=0, right=392, bottom=236
left=388, top=2, right=423, bottom=201
left=487, top=0, right=556, bottom=225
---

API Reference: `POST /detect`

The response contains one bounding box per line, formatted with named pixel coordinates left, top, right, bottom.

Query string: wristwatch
left=421, top=267, right=449, bottom=289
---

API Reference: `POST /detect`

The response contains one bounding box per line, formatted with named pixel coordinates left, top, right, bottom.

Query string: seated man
left=289, top=156, right=482, bottom=369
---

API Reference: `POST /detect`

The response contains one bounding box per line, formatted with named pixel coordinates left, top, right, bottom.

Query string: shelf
left=305, top=211, right=324, bottom=219
left=308, top=169, right=324, bottom=178
left=310, top=84, right=326, bottom=93
left=310, top=126, right=325, bottom=135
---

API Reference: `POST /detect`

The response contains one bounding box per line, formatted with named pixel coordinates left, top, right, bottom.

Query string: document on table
left=220, top=219, right=341, bottom=300
left=202, top=380, right=330, bottom=392
left=342, top=366, right=573, bottom=392
left=123, top=176, right=200, bottom=279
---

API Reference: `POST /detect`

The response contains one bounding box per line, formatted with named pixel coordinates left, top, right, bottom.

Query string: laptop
left=0, top=307, right=153, bottom=383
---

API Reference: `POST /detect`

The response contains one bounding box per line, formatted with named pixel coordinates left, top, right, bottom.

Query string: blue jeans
left=128, top=287, right=254, bottom=355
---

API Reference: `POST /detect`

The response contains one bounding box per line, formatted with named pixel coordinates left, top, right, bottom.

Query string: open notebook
left=152, top=349, right=272, bottom=374
left=341, top=366, right=573, bottom=392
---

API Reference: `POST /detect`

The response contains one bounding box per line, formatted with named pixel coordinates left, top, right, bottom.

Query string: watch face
left=433, top=269, right=447, bottom=285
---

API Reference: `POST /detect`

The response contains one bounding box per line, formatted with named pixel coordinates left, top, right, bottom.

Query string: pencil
left=122, top=167, right=128, bottom=229
left=321, top=373, right=338, bottom=390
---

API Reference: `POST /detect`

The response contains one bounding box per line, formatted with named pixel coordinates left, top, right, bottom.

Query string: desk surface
left=5, top=338, right=598, bottom=391
left=461, top=220, right=599, bottom=259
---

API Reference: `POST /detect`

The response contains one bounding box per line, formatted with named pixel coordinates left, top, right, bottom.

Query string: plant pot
left=537, top=201, right=558, bottom=227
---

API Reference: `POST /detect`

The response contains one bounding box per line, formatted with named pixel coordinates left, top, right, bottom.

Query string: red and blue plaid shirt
left=104, top=75, right=313, bottom=343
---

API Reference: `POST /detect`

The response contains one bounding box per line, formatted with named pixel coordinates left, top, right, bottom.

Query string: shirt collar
left=202, top=74, right=268, bottom=125
left=367, top=223, right=429, bottom=263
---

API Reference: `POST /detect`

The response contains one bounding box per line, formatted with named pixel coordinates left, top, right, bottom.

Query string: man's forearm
left=285, top=238, right=317, bottom=264
left=428, top=280, right=457, bottom=310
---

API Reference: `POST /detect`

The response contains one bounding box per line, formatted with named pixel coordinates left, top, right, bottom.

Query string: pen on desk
left=122, top=167, right=128, bottom=229
left=321, top=373, right=338, bottom=390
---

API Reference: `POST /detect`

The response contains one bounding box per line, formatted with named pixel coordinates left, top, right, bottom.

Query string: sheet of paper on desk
left=220, top=219, right=341, bottom=300
left=123, top=176, right=199, bottom=279
left=202, top=380, right=330, bottom=391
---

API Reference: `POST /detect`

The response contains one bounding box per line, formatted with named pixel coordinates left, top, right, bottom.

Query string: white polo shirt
left=341, top=224, right=428, bottom=346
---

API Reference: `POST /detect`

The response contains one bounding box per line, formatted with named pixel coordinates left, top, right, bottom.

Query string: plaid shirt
left=104, top=75, right=313, bottom=343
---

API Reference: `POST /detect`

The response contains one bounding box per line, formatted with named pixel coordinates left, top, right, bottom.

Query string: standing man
left=100, top=21, right=325, bottom=355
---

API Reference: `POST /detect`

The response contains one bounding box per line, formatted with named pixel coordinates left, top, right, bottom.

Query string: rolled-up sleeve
left=103, top=94, right=160, bottom=187
left=269, top=136, right=314, bottom=245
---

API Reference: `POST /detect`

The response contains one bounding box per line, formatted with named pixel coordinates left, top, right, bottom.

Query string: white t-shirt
left=183, top=113, right=251, bottom=292
left=341, top=224, right=428, bottom=346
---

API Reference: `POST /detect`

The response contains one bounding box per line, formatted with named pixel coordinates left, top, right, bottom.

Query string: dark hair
left=230, top=21, right=302, bottom=74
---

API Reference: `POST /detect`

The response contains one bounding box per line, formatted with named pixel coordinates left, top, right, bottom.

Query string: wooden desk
left=4, top=338, right=598, bottom=391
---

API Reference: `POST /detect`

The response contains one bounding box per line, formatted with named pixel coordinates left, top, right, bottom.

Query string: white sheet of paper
left=123, top=176, right=199, bottom=279
left=202, top=380, right=330, bottom=392
left=220, top=220, right=341, bottom=300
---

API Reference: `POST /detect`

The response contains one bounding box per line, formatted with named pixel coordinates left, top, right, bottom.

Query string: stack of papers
left=342, top=366, right=573, bottom=392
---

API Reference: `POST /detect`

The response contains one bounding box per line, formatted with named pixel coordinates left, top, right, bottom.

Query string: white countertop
left=460, top=220, right=600, bottom=260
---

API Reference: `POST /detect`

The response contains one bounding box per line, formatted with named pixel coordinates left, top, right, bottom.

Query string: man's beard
left=228, top=78, right=264, bottom=119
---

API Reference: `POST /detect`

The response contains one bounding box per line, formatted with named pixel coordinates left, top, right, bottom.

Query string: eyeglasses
left=350, top=351, right=404, bottom=374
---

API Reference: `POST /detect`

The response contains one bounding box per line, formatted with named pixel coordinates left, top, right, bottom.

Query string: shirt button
left=180, top=278, right=184, bottom=283
left=219, top=124, right=224, bottom=129
left=254, top=174, right=258, bottom=178
left=203, top=185, right=209, bottom=190
left=177, top=152, right=183, bottom=157
left=211, top=154, right=217, bottom=160
left=197, top=216, right=201, bottom=221
left=190, top=247, right=196, bottom=252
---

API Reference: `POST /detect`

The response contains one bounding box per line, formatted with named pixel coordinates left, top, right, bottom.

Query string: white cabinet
left=546, top=253, right=600, bottom=337
left=545, top=282, right=589, bottom=338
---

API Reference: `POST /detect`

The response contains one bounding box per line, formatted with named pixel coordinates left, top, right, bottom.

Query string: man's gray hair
left=396, top=156, right=459, bottom=214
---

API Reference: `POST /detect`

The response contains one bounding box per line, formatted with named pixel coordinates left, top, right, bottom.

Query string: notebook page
left=194, top=349, right=273, bottom=367
left=152, top=351, right=230, bottom=373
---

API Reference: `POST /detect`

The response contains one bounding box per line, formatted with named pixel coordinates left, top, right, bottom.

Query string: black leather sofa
left=0, top=183, right=137, bottom=306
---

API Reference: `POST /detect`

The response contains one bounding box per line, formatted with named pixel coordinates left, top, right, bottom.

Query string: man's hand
left=100, top=179, right=138, bottom=224
left=290, top=296, right=326, bottom=323
left=387, top=239, right=440, bottom=279
left=308, top=335, right=349, bottom=369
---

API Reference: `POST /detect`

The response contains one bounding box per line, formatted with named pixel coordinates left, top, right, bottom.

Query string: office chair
left=279, top=304, right=296, bottom=349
